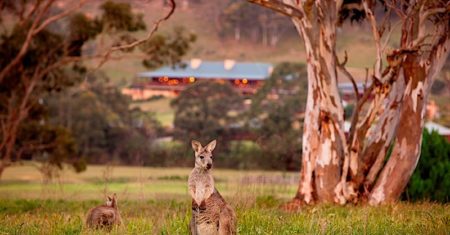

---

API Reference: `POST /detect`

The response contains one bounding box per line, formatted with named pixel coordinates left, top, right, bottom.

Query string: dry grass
left=0, top=164, right=298, bottom=200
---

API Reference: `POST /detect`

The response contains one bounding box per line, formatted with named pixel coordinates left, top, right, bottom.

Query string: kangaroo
left=188, top=140, right=236, bottom=235
left=85, top=194, right=122, bottom=231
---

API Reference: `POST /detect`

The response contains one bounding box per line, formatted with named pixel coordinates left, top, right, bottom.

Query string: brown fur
left=190, top=189, right=236, bottom=235
left=188, top=140, right=236, bottom=235
left=85, top=194, right=122, bottom=231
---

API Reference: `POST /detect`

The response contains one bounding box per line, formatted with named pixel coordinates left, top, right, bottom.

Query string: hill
left=89, top=0, right=383, bottom=85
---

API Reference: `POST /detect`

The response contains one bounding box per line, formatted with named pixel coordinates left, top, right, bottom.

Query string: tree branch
left=363, top=0, right=382, bottom=80
left=0, top=0, right=86, bottom=83
left=247, top=0, right=304, bottom=19
left=382, top=20, right=402, bottom=51
left=336, top=51, right=359, bottom=101
left=94, top=0, right=177, bottom=70
left=346, top=80, right=376, bottom=155
left=413, top=5, right=448, bottom=47
left=22, top=0, right=43, bottom=24
left=384, top=0, right=407, bottom=20
left=34, top=0, right=87, bottom=33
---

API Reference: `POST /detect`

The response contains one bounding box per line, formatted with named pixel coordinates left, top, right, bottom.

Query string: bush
left=249, top=62, right=306, bottom=171
left=216, top=141, right=264, bottom=170
left=171, top=80, right=244, bottom=154
left=403, top=129, right=450, bottom=202
left=145, top=141, right=191, bottom=167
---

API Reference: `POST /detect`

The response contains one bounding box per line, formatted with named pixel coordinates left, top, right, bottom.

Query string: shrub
left=216, top=141, right=264, bottom=170
left=403, top=129, right=450, bottom=202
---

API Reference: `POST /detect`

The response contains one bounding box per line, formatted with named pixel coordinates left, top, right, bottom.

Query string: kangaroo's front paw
left=192, top=200, right=199, bottom=210
left=198, top=200, right=207, bottom=211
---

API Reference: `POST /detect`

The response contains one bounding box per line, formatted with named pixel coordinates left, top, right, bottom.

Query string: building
left=123, top=59, right=370, bottom=101
left=122, top=59, right=273, bottom=100
left=424, top=121, right=450, bottom=141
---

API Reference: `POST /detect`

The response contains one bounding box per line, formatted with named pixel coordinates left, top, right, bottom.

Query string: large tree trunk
left=369, top=57, right=427, bottom=204
left=359, top=76, right=405, bottom=192
left=291, top=0, right=346, bottom=204
left=369, top=34, right=450, bottom=205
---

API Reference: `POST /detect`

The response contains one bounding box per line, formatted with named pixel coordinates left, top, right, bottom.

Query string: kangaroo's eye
left=200, top=156, right=204, bottom=159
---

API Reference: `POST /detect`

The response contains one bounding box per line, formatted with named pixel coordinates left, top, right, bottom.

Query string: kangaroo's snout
left=206, top=163, right=212, bottom=169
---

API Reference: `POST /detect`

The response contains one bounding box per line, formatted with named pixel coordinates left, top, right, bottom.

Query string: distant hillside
left=153, top=1, right=381, bottom=66
left=88, top=0, right=386, bottom=85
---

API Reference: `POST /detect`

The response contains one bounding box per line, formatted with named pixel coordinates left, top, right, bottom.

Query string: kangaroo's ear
left=205, top=139, right=217, bottom=153
left=111, top=194, right=117, bottom=207
left=191, top=140, right=202, bottom=153
left=106, top=196, right=113, bottom=206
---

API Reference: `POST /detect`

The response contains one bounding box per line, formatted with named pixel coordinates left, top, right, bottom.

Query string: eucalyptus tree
left=248, top=0, right=449, bottom=206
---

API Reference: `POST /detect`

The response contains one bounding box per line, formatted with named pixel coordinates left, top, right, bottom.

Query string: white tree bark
left=369, top=31, right=450, bottom=205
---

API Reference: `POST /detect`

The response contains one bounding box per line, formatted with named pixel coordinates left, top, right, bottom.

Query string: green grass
left=0, top=198, right=448, bottom=234
left=0, top=165, right=449, bottom=234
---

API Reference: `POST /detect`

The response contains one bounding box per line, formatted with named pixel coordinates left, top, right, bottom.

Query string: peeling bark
left=291, top=0, right=346, bottom=204
left=292, top=19, right=320, bottom=203
left=358, top=75, right=405, bottom=192
left=369, top=66, right=426, bottom=204
left=369, top=31, right=449, bottom=205
left=295, top=77, right=320, bottom=203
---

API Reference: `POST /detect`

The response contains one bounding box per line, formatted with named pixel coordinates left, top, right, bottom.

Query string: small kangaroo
left=188, top=140, right=236, bottom=235
left=85, top=194, right=122, bottom=231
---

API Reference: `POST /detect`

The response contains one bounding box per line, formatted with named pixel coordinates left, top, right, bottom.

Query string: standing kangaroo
left=85, top=194, right=122, bottom=231
left=188, top=140, right=236, bottom=235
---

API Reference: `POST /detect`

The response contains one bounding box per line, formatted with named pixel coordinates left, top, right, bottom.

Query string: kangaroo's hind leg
left=218, top=208, right=236, bottom=235
left=218, top=216, right=233, bottom=235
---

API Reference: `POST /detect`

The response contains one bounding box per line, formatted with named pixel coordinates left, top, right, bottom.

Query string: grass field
left=0, top=165, right=449, bottom=234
